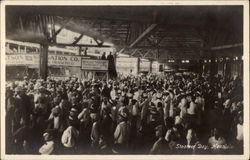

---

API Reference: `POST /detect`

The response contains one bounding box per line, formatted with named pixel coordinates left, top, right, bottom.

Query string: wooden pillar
left=39, top=44, right=49, bottom=80
left=223, top=58, right=227, bottom=77
left=136, top=57, right=140, bottom=75
left=202, top=62, right=205, bottom=74
left=6, top=43, right=10, bottom=53
left=197, top=59, right=203, bottom=74
left=240, top=59, right=243, bottom=78
left=79, top=47, right=82, bottom=55
left=17, top=45, right=21, bottom=53
left=24, top=46, right=27, bottom=54
left=114, top=52, right=117, bottom=67
left=209, top=51, right=218, bottom=77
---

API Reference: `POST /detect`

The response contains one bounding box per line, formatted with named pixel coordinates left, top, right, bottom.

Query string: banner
left=6, top=54, right=81, bottom=67
left=81, top=59, right=108, bottom=71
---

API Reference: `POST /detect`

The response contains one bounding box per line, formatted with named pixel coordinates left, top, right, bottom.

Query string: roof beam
left=130, top=49, right=139, bottom=56
left=72, top=34, right=84, bottom=45
left=51, top=17, right=73, bottom=42
left=50, top=42, right=111, bottom=48
left=134, top=45, right=202, bottom=51
left=142, top=49, right=152, bottom=58
left=93, top=38, right=104, bottom=47
left=129, top=24, right=158, bottom=48
left=210, top=43, right=243, bottom=50
left=117, top=48, right=125, bottom=55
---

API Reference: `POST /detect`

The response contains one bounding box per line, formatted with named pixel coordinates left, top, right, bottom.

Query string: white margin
left=0, top=1, right=249, bottom=160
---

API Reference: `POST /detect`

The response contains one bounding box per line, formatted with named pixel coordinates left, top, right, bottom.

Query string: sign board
left=81, top=59, right=108, bottom=71
left=48, top=55, right=81, bottom=67
left=6, top=54, right=39, bottom=66
left=6, top=54, right=82, bottom=67
left=116, top=58, right=137, bottom=68
left=140, top=60, right=150, bottom=72
left=116, top=57, right=138, bottom=75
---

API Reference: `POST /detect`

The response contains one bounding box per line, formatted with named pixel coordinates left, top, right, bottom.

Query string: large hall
left=1, top=2, right=248, bottom=158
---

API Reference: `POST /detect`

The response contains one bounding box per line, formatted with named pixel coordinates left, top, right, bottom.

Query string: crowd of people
left=5, top=72, right=243, bottom=154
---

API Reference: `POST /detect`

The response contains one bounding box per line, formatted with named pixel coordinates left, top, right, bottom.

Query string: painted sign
left=48, top=55, right=81, bottom=67
left=81, top=59, right=108, bottom=71
left=6, top=54, right=39, bottom=66
left=6, top=54, right=82, bottom=67
left=140, top=60, right=150, bottom=72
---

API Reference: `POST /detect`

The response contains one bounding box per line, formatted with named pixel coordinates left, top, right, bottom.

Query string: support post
left=209, top=51, right=218, bottom=84
left=79, top=47, right=82, bottom=55
left=136, top=57, right=140, bottom=75
left=39, top=44, right=49, bottom=80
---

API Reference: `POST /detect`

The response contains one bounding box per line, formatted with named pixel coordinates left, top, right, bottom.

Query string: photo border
left=1, top=1, right=249, bottom=160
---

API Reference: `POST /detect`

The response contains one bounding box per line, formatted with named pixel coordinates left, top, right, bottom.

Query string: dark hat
left=131, top=99, right=137, bottom=105
left=149, top=102, right=155, bottom=107
left=141, top=86, right=146, bottom=91
left=114, top=86, right=119, bottom=90
left=155, top=125, right=166, bottom=133
left=43, top=128, right=57, bottom=138
left=163, top=90, right=169, bottom=96
left=69, top=107, right=78, bottom=114
left=91, top=82, right=99, bottom=88
left=119, top=111, right=128, bottom=120
left=82, top=102, right=89, bottom=108
left=90, top=104, right=99, bottom=114
left=119, top=108, right=129, bottom=120
left=71, top=91, right=78, bottom=97
left=52, top=106, right=61, bottom=115
left=150, top=107, right=158, bottom=115
left=115, top=95, right=120, bottom=100
left=146, top=88, right=151, bottom=92
left=103, top=107, right=111, bottom=114
left=38, top=86, right=49, bottom=94
left=123, top=87, right=128, bottom=92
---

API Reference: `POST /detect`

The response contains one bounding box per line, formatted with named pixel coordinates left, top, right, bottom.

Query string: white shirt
left=187, top=102, right=197, bottom=115
left=54, top=116, right=60, bottom=129
left=236, top=124, right=243, bottom=141
left=208, top=136, right=226, bottom=147
left=39, top=141, right=54, bottom=155
left=61, top=126, right=79, bottom=148
left=114, top=121, right=130, bottom=145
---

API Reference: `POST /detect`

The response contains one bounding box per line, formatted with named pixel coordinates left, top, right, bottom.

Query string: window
left=49, top=50, right=55, bottom=54
left=26, top=46, right=38, bottom=54
left=9, top=43, right=18, bottom=54
left=56, top=51, right=63, bottom=55
left=20, top=45, right=25, bottom=54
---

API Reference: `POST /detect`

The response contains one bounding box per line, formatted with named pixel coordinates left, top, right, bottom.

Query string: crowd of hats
left=5, top=72, right=244, bottom=154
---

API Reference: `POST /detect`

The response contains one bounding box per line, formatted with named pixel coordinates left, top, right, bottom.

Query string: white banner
left=6, top=54, right=82, bottom=67
left=81, top=59, right=108, bottom=71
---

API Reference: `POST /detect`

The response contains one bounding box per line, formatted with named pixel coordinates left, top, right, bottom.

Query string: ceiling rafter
left=129, top=24, right=158, bottom=48
left=72, top=34, right=84, bottom=45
